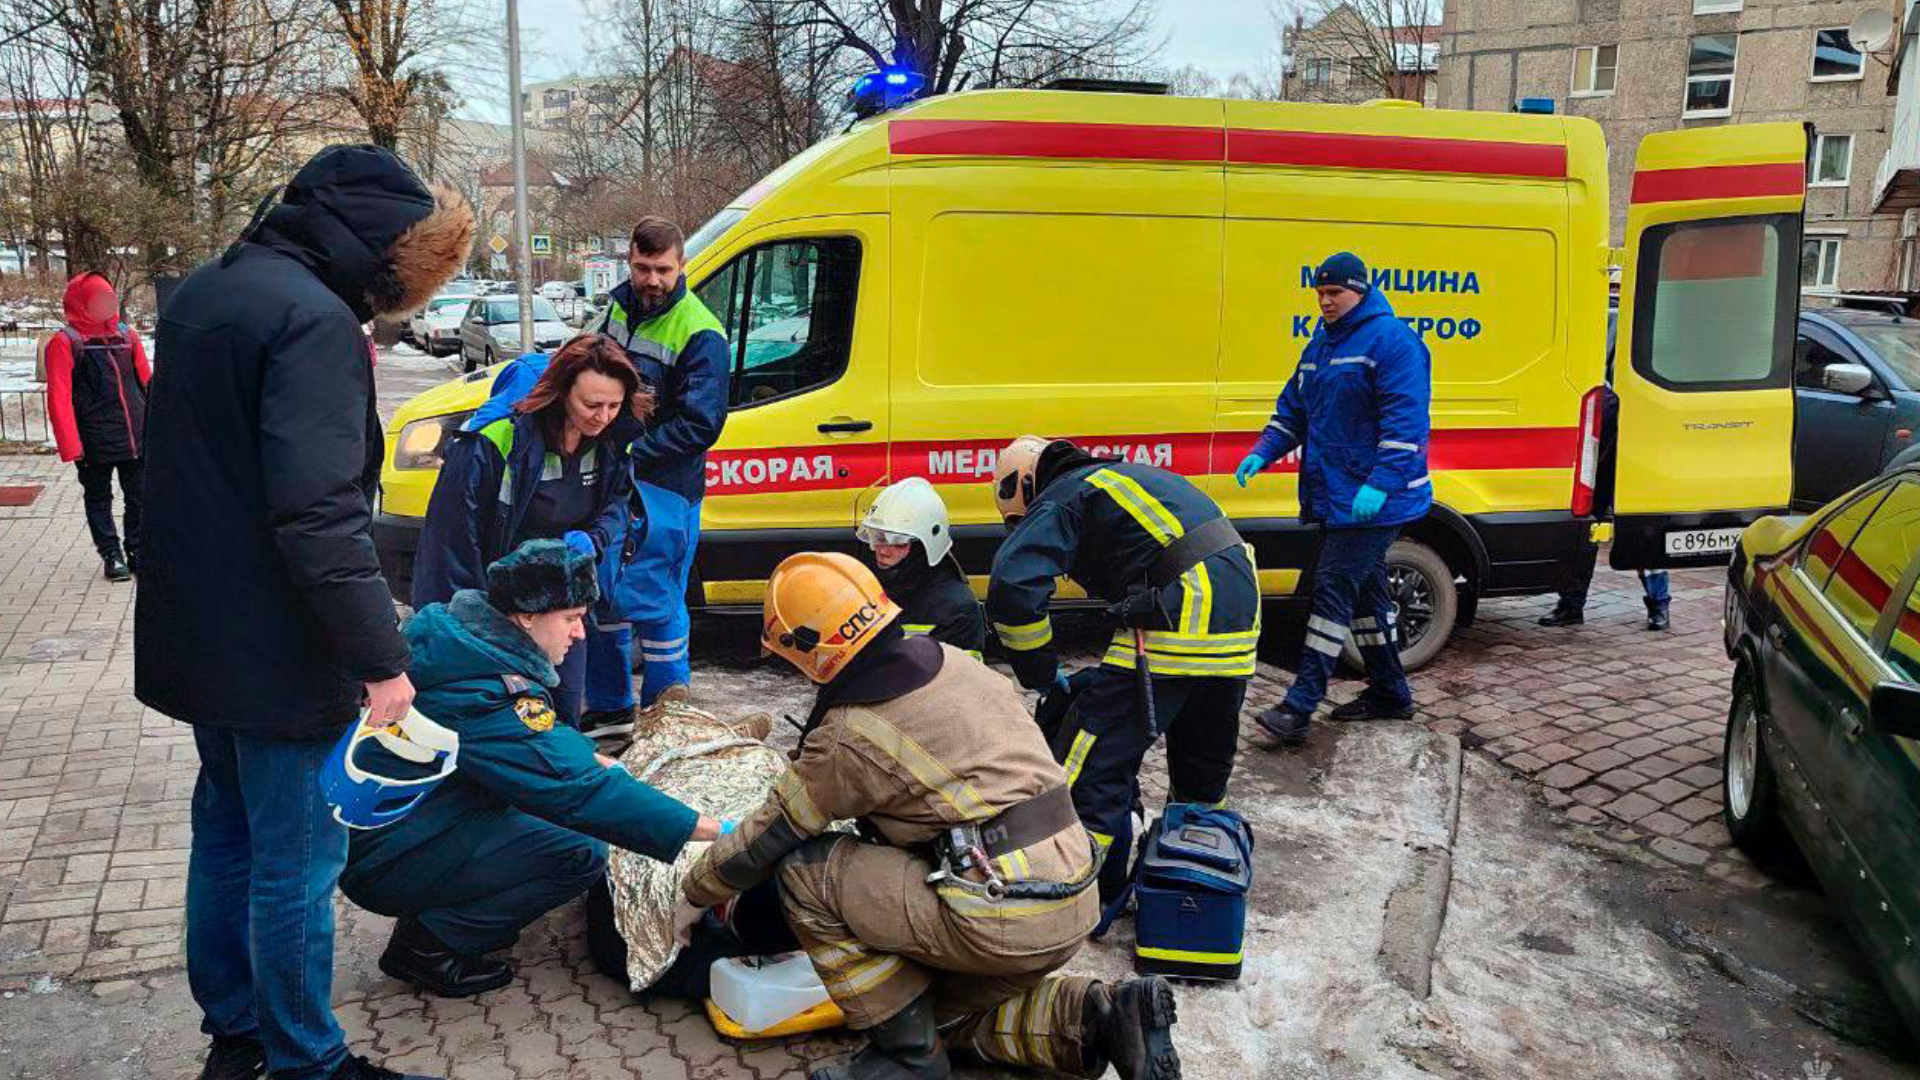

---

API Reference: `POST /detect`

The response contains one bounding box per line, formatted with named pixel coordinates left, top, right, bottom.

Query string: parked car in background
left=457, top=295, right=570, bottom=372
left=538, top=280, right=576, bottom=302
left=1723, top=468, right=1920, bottom=1036
left=1792, top=307, right=1920, bottom=510
left=409, top=294, right=477, bottom=358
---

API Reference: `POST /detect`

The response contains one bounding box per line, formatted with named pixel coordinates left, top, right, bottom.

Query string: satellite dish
left=1850, top=8, right=1894, bottom=53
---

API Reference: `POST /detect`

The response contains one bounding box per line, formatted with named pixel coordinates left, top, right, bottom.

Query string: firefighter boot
left=1645, top=597, right=1671, bottom=632
left=1081, top=977, right=1181, bottom=1080
left=809, top=992, right=951, bottom=1080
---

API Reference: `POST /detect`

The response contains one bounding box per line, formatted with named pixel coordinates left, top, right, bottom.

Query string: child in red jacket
left=44, top=272, right=150, bottom=580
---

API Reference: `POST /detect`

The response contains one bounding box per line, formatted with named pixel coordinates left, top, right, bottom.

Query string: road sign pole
left=506, top=0, right=535, bottom=351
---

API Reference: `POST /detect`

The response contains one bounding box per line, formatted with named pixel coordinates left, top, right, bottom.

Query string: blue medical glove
left=1234, top=453, right=1271, bottom=488
left=1351, top=485, right=1387, bottom=523
left=563, top=530, right=596, bottom=557
left=719, top=820, right=737, bottom=836
left=1053, top=673, right=1071, bottom=697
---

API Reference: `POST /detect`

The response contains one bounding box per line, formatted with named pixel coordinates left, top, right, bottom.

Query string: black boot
left=1328, top=693, right=1416, bottom=722
left=1537, top=599, right=1582, bottom=627
left=1645, top=598, right=1670, bottom=632
left=579, top=706, right=635, bottom=741
left=194, top=1035, right=265, bottom=1080
left=324, top=1053, right=444, bottom=1080
left=808, top=992, right=950, bottom=1080
left=103, top=548, right=131, bottom=582
left=377, top=917, right=512, bottom=998
left=1080, top=977, right=1181, bottom=1080
left=1254, top=705, right=1311, bottom=745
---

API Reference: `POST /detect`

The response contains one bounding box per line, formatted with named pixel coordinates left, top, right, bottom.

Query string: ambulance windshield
left=686, top=132, right=856, bottom=261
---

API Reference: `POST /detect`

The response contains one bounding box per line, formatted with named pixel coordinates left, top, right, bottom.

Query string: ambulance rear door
left=1610, top=122, right=1806, bottom=570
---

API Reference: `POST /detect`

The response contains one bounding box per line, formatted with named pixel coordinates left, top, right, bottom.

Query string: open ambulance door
left=1609, top=122, right=1807, bottom=571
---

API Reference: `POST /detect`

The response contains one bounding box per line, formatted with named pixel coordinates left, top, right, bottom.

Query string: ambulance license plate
left=1663, top=528, right=1743, bottom=557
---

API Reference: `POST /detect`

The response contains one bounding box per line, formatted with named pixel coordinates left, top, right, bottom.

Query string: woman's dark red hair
left=514, top=333, right=652, bottom=421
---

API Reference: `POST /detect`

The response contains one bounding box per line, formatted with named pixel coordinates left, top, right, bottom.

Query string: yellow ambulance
left=375, top=84, right=1805, bottom=668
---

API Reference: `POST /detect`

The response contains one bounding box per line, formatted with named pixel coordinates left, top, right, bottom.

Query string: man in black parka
left=136, top=145, right=473, bottom=1080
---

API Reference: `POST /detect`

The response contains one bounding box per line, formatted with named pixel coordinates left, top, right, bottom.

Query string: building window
left=543, top=88, right=571, bottom=108
left=1811, top=28, right=1865, bottom=81
left=1303, top=58, right=1333, bottom=88
left=587, top=86, right=616, bottom=105
left=1571, top=44, right=1618, bottom=96
left=1809, top=133, right=1852, bottom=186
left=1802, top=236, right=1842, bottom=291
left=1684, top=34, right=1736, bottom=117
left=1693, top=0, right=1742, bottom=12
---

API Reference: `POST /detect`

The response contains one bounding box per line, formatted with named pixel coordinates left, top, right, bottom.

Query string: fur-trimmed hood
left=406, top=589, right=560, bottom=692
left=247, top=144, right=473, bottom=323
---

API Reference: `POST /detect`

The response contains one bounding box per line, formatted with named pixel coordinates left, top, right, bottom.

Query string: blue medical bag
left=1128, top=804, right=1253, bottom=981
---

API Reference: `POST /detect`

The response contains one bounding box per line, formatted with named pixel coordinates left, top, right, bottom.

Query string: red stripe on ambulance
left=704, top=443, right=887, bottom=495
left=1227, top=129, right=1568, bottom=179
left=888, top=119, right=1570, bottom=180
left=1629, top=162, right=1804, bottom=204
left=889, top=119, right=1223, bottom=162
left=705, top=428, right=1577, bottom=495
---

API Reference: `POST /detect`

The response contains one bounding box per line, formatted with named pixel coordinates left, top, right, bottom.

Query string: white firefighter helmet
left=857, top=477, right=953, bottom=566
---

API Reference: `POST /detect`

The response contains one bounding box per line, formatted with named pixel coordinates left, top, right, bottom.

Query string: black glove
left=1034, top=667, right=1095, bottom=746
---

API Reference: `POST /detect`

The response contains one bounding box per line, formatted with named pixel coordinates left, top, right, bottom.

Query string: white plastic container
left=709, top=954, right=831, bottom=1033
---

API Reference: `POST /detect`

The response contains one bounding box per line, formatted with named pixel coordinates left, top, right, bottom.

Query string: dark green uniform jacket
left=347, top=591, right=698, bottom=885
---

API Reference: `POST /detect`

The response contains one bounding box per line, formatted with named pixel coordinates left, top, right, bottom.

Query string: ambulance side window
left=1630, top=214, right=1798, bottom=392
left=695, top=237, right=862, bottom=409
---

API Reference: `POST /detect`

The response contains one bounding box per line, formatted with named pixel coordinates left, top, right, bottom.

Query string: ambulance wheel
left=1340, top=539, right=1456, bottom=674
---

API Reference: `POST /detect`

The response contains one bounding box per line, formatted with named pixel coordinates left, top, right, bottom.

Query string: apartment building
left=1284, top=6, right=1444, bottom=104
left=1440, top=0, right=1900, bottom=292
left=520, top=76, right=624, bottom=133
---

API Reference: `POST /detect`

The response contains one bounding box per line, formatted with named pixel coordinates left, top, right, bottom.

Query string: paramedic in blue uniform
left=342, top=539, right=725, bottom=998
left=1236, top=252, right=1433, bottom=744
left=413, top=334, right=645, bottom=730
left=580, top=217, right=731, bottom=736
left=986, top=437, right=1260, bottom=906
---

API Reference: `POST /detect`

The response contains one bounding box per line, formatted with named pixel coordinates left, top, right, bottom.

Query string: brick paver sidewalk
left=0, top=450, right=1756, bottom=1014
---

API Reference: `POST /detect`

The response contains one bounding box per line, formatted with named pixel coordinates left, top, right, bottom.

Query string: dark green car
left=1724, top=467, right=1920, bottom=1034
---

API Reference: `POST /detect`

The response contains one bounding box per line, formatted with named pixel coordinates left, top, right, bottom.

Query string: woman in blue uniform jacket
left=342, top=539, right=725, bottom=998
left=413, top=333, right=646, bottom=728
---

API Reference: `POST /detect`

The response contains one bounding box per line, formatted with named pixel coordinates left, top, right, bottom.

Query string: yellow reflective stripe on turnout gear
left=1179, top=561, right=1213, bottom=637
left=1103, top=642, right=1257, bottom=677
left=901, top=623, right=936, bottom=634
left=993, top=616, right=1054, bottom=651
left=1084, top=469, right=1182, bottom=545
left=775, top=769, right=828, bottom=834
left=843, top=710, right=991, bottom=821
left=824, top=953, right=905, bottom=998
left=1062, top=731, right=1098, bottom=786
left=1135, top=945, right=1244, bottom=964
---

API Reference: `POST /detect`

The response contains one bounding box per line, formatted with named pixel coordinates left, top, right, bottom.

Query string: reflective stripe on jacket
left=682, top=643, right=1098, bottom=930
left=987, top=461, right=1260, bottom=689
left=1250, top=288, right=1433, bottom=528
left=586, top=278, right=729, bottom=501
left=412, top=412, right=631, bottom=609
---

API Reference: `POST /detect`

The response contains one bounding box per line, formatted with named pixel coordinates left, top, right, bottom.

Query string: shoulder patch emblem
left=514, top=696, right=556, bottom=733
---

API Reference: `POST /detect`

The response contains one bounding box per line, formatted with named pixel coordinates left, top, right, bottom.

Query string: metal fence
left=0, top=390, right=51, bottom=445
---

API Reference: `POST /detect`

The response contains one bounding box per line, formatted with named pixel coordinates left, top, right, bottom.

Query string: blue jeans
left=186, top=727, right=350, bottom=1080
left=1283, top=524, right=1412, bottom=715
left=612, top=482, right=699, bottom=705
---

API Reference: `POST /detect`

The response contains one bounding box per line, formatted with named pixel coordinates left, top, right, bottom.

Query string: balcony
left=1874, top=0, right=1920, bottom=212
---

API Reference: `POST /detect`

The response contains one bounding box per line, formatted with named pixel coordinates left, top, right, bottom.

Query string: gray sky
left=465, top=0, right=1280, bottom=121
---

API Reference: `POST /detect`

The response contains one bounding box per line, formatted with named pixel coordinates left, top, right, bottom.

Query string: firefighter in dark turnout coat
left=986, top=438, right=1260, bottom=905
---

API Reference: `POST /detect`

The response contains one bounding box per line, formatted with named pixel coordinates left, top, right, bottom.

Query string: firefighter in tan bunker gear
left=676, top=552, right=1181, bottom=1080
